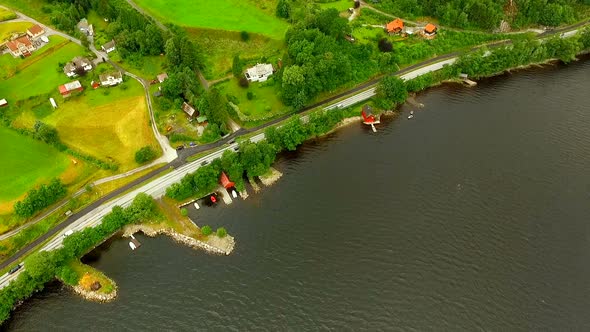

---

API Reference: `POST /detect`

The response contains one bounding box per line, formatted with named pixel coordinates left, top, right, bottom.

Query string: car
left=8, top=264, right=23, bottom=275
left=63, top=229, right=74, bottom=238
left=228, top=138, right=236, bottom=144
left=233, top=146, right=240, bottom=152
left=189, top=142, right=196, bottom=147
left=337, top=103, right=344, bottom=108
left=201, top=160, right=209, bottom=166
left=176, top=145, right=185, bottom=151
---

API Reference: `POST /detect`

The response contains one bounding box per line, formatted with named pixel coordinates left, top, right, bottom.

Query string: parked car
left=176, top=145, right=185, bottom=151
left=228, top=138, right=236, bottom=144
left=233, top=146, right=240, bottom=152
left=63, top=229, right=74, bottom=238
left=8, top=263, right=23, bottom=275
left=201, top=160, right=209, bottom=166
left=189, top=142, right=196, bottom=147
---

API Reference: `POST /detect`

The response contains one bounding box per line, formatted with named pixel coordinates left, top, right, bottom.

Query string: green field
left=0, top=36, right=69, bottom=80
left=0, top=39, right=87, bottom=101
left=0, top=21, right=32, bottom=41
left=0, top=7, right=17, bottom=22
left=316, top=0, right=352, bottom=11
left=133, top=0, right=289, bottom=39
left=0, top=126, right=70, bottom=202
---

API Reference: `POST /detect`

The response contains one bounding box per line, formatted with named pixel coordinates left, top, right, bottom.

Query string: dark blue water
left=5, top=58, right=590, bottom=331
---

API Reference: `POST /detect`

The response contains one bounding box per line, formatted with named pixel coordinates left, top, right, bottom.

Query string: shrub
left=180, top=208, right=188, bottom=216
left=201, top=225, right=212, bottom=236
left=239, top=76, right=249, bottom=88
left=216, top=227, right=227, bottom=238
left=246, top=91, right=254, bottom=100
left=14, top=179, right=67, bottom=218
left=240, top=31, right=250, bottom=41
left=378, top=38, right=393, bottom=52
left=57, top=265, right=80, bottom=286
left=135, top=146, right=158, bottom=164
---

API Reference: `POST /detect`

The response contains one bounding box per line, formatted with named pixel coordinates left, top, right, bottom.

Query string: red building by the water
left=361, top=105, right=376, bottom=124
left=220, top=172, right=235, bottom=189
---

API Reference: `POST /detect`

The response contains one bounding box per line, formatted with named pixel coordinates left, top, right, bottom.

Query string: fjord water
left=6, top=58, right=590, bottom=331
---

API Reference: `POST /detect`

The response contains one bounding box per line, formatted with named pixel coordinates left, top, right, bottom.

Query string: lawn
left=0, top=0, right=51, bottom=25
left=42, top=80, right=160, bottom=171
left=0, top=126, right=70, bottom=204
left=217, top=77, right=289, bottom=125
left=133, top=0, right=289, bottom=39
left=0, top=36, right=69, bottom=79
left=316, top=0, right=352, bottom=12
left=0, top=21, right=32, bottom=41
left=0, top=7, right=17, bottom=22
left=0, top=39, right=88, bottom=101
left=187, top=27, right=284, bottom=80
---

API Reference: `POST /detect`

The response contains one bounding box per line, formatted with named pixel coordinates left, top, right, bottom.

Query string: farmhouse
left=157, top=73, right=168, bottom=83
left=63, top=56, right=93, bottom=77
left=101, top=40, right=116, bottom=53
left=386, top=18, right=404, bottom=34
left=26, top=25, right=45, bottom=39
left=99, top=71, right=123, bottom=86
left=182, top=102, right=197, bottom=117
left=58, top=80, right=83, bottom=97
left=245, top=63, right=273, bottom=82
left=5, top=36, right=35, bottom=57
left=0, top=99, right=7, bottom=107
left=424, top=23, right=437, bottom=37
left=77, top=18, right=94, bottom=36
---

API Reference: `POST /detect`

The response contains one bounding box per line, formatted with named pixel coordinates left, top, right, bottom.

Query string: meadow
left=0, top=38, right=87, bottom=101
left=133, top=0, right=289, bottom=39
left=0, top=7, right=17, bottom=22
left=0, top=127, right=70, bottom=206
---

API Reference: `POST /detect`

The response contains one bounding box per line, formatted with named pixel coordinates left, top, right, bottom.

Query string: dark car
left=189, top=142, right=196, bottom=147
left=176, top=145, right=185, bottom=151
left=8, top=264, right=22, bottom=275
left=228, top=138, right=236, bottom=144
left=201, top=160, right=209, bottom=166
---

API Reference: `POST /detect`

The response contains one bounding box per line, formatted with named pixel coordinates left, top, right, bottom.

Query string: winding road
left=0, top=5, right=588, bottom=289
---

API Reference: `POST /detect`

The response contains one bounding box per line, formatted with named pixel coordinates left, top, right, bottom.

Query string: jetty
left=460, top=73, right=477, bottom=87
left=129, top=234, right=141, bottom=251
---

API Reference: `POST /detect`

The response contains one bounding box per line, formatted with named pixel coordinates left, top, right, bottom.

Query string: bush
left=239, top=76, right=249, bottom=88
left=216, top=227, right=227, bottom=238
left=201, top=225, right=212, bottom=236
left=57, top=264, right=80, bottom=286
left=14, top=179, right=67, bottom=218
left=246, top=91, right=254, bottom=100
left=135, top=146, right=158, bottom=164
left=378, top=38, right=393, bottom=52
left=240, top=31, right=250, bottom=41
left=180, top=208, right=188, bottom=216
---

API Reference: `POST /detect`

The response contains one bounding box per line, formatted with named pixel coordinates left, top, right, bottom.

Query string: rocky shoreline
left=259, top=167, right=283, bottom=187
left=71, top=284, right=118, bottom=303
left=122, top=224, right=235, bottom=255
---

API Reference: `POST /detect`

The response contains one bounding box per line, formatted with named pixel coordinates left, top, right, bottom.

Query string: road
left=0, top=13, right=587, bottom=288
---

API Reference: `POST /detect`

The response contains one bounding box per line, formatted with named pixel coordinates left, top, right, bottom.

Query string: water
left=5, top=58, right=590, bottom=331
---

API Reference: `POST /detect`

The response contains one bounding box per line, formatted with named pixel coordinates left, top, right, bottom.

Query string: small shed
left=182, top=102, right=197, bottom=117
left=49, top=98, right=57, bottom=109
left=0, top=99, right=7, bottom=107
left=220, top=172, right=235, bottom=189
left=157, top=73, right=168, bottom=83
left=424, top=23, right=437, bottom=36
left=196, top=115, right=208, bottom=124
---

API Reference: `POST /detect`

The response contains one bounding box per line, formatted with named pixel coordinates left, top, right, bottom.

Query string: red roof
left=58, top=85, right=68, bottom=95
left=220, top=172, right=235, bottom=189
left=6, top=36, right=33, bottom=52
left=27, top=24, right=44, bottom=36
left=386, top=19, right=404, bottom=33
left=425, top=23, right=437, bottom=33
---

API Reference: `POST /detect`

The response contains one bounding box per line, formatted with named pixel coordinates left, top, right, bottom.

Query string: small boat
left=408, top=115, right=414, bottom=119
left=410, top=110, right=414, bottom=115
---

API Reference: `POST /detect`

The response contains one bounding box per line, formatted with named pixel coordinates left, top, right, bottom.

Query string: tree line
left=13, top=179, right=67, bottom=219
left=0, top=193, right=159, bottom=323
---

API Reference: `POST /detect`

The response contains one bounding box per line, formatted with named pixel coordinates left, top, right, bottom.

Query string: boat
left=408, top=114, right=414, bottom=119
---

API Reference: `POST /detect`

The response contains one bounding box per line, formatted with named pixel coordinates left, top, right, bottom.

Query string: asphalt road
left=0, top=21, right=587, bottom=288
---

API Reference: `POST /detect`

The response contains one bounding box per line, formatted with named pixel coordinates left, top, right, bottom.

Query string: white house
left=77, top=18, right=94, bottom=36
left=245, top=63, right=274, bottom=82
left=101, top=39, right=116, bottom=53
left=99, top=71, right=123, bottom=86
left=63, top=56, right=93, bottom=77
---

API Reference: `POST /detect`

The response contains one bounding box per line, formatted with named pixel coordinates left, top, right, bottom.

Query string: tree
left=375, top=76, right=408, bottom=110
left=80, top=33, right=89, bottom=48
left=216, top=227, right=227, bottom=238
left=238, top=76, right=249, bottom=88
left=378, top=38, right=393, bottom=52
left=240, top=31, right=250, bottom=41
left=180, top=208, right=188, bottom=216
left=135, top=146, right=157, bottom=164
left=201, top=225, right=212, bottom=236
left=276, top=0, right=291, bottom=19
left=232, top=54, right=242, bottom=77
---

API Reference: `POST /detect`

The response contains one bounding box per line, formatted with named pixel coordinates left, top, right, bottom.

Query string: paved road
left=0, top=15, right=587, bottom=288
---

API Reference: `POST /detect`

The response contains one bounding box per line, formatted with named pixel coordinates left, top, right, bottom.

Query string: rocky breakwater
left=122, top=224, right=236, bottom=255
left=71, top=284, right=118, bottom=303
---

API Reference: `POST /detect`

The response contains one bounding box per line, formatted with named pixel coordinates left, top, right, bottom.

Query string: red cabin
left=220, top=172, right=235, bottom=189
left=361, top=105, right=376, bottom=124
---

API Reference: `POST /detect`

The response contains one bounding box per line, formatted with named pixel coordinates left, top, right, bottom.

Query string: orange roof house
left=220, top=172, right=235, bottom=189
left=6, top=36, right=35, bottom=57
left=27, top=24, right=45, bottom=39
left=386, top=18, right=404, bottom=33
left=424, top=23, right=437, bottom=36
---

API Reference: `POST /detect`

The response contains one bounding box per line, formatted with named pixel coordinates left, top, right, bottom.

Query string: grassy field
left=0, top=39, right=87, bottom=101
left=134, top=0, right=289, bottom=39
left=0, top=127, right=70, bottom=204
left=0, top=21, right=32, bottom=41
left=187, top=27, right=284, bottom=80
left=217, top=77, right=289, bottom=125
left=0, top=7, right=17, bottom=22
left=68, top=260, right=116, bottom=294
left=316, top=0, right=352, bottom=11
left=0, top=36, right=69, bottom=79
left=39, top=80, right=159, bottom=171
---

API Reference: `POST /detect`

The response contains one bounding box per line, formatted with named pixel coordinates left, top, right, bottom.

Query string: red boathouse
left=220, top=172, right=235, bottom=189
left=361, top=105, right=376, bottom=124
